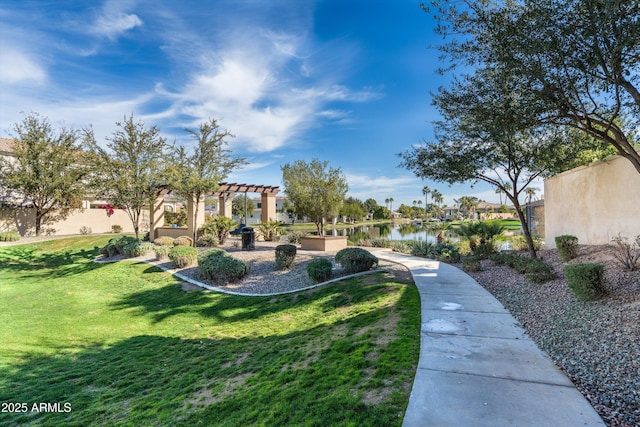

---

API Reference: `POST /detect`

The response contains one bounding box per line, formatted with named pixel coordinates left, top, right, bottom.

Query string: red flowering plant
left=98, top=204, right=126, bottom=217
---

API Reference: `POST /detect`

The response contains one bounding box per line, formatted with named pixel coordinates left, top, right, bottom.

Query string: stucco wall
left=0, top=208, right=146, bottom=236
left=544, top=155, right=640, bottom=248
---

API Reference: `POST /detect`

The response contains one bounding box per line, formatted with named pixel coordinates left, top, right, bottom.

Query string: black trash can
left=241, top=227, right=255, bottom=251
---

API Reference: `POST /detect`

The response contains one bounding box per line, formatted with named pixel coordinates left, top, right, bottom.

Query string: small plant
left=0, top=231, right=20, bottom=242
left=154, top=236, right=175, bottom=247
left=275, top=244, right=297, bottom=270
left=111, top=224, right=123, bottom=233
left=286, top=231, right=308, bottom=245
left=307, top=258, right=333, bottom=283
left=462, top=256, right=481, bottom=272
left=335, top=247, right=378, bottom=273
left=510, top=235, right=543, bottom=251
left=409, top=241, right=436, bottom=258
left=564, top=263, right=607, bottom=301
left=611, top=234, right=640, bottom=271
left=124, top=241, right=153, bottom=257
left=174, top=235, right=194, bottom=247
left=198, top=249, right=247, bottom=282
left=524, top=259, right=555, bottom=284
left=489, top=252, right=508, bottom=265
left=79, top=226, right=92, bottom=235
left=258, top=220, right=282, bottom=242
left=199, top=216, right=238, bottom=244
left=168, top=245, right=198, bottom=268
left=555, top=235, right=579, bottom=261
left=196, top=233, right=218, bottom=247
left=152, top=245, right=171, bottom=261
left=438, top=245, right=461, bottom=263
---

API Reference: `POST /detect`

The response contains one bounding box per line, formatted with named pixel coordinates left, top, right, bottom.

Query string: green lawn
left=0, top=236, right=419, bottom=426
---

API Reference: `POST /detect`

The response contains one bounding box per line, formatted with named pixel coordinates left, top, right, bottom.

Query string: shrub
left=196, top=234, right=218, bottom=247
left=168, top=245, right=198, bottom=268
left=258, top=220, right=282, bottom=242
left=555, top=235, right=579, bottom=261
left=0, top=231, right=20, bottom=242
left=153, top=245, right=171, bottom=261
left=409, top=241, right=436, bottom=258
left=111, top=224, right=123, bottom=233
left=199, top=216, right=238, bottom=244
left=369, top=238, right=392, bottom=248
left=124, top=241, right=154, bottom=257
left=174, top=235, right=194, bottom=246
left=165, top=210, right=187, bottom=227
left=391, top=241, right=411, bottom=254
left=275, top=244, right=297, bottom=270
left=524, top=259, right=555, bottom=284
left=286, top=231, right=307, bottom=245
left=564, top=263, right=607, bottom=301
left=113, top=236, right=138, bottom=255
left=489, top=252, right=508, bottom=265
left=611, top=234, right=640, bottom=271
left=462, top=256, right=481, bottom=272
left=307, top=258, right=333, bottom=283
left=154, top=236, right=175, bottom=247
left=511, top=235, right=543, bottom=251
left=335, top=247, right=378, bottom=273
left=79, top=226, right=92, bottom=235
left=438, top=244, right=461, bottom=263
left=198, top=249, right=247, bottom=282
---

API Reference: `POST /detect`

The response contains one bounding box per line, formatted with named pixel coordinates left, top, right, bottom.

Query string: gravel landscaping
left=459, top=245, right=640, bottom=427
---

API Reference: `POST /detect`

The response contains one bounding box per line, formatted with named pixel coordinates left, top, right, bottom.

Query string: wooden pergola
left=150, top=182, right=280, bottom=242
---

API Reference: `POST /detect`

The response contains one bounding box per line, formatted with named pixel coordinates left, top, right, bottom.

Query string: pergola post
left=261, top=192, right=277, bottom=222
left=149, top=194, right=165, bottom=242
left=218, top=194, right=233, bottom=218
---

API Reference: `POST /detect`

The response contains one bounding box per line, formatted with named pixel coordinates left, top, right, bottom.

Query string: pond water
left=327, top=223, right=458, bottom=243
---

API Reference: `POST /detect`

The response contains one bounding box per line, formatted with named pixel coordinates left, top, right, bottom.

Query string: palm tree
left=422, top=185, right=431, bottom=208
left=384, top=198, right=390, bottom=210
left=525, top=187, right=539, bottom=205
left=389, top=197, right=394, bottom=213
left=495, top=187, right=503, bottom=205
left=431, top=189, right=443, bottom=206
left=455, top=196, right=479, bottom=220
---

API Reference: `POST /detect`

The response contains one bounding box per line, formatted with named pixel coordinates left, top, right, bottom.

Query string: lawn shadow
left=0, top=245, right=106, bottom=279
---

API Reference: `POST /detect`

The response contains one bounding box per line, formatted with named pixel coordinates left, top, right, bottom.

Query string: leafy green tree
left=399, top=67, right=585, bottom=258
left=340, top=197, right=366, bottom=223
left=426, top=0, right=640, bottom=174
left=281, top=159, right=348, bottom=237
left=372, top=205, right=390, bottom=220
left=363, top=198, right=379, bottom=217
left=170, top=118, right=246, bottom=244
left=0, top=113, right=90, bottom=235
left=232, top=195, right=255, bottom=220
left=281, top=199, right=297, bottom=224
left=455, top=196, right=479, bottom=220
left=86, top=114, right=170, bottom=240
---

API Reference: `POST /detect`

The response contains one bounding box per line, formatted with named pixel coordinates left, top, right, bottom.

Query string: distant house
left=443, top=201, right=514, bottom=220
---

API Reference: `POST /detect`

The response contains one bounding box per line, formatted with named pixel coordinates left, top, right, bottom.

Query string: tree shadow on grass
left=0, top=303, right=415, bottom=426
left=0, top=246, right=105, bottom=279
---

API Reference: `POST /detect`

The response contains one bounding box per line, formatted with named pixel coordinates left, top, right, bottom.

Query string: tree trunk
left=510, top=198, right=537, bottom=259
left=35, top=210, right=43, bottom=236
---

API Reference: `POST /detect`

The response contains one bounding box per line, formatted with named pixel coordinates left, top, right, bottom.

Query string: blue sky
left=0, top=0, right=535, bottom=208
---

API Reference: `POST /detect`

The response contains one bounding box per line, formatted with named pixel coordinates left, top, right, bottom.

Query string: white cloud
left=91, top=3, right=142, bottom=39
left=0, top=48, right=46, bottom=85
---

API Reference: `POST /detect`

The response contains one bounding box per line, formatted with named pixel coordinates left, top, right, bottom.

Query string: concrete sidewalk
left=369, top=249, right=605, bottom=427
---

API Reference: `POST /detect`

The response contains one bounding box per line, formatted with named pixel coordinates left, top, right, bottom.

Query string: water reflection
left=333, top=223, right=458, bottom=242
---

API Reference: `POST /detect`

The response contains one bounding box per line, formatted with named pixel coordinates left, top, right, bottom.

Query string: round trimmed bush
left=555, top=235, right=579, bottom=261
left=198, top=249, right=247, bottom=282
left=113, top=236, right=138, bottom=255
left=275, top=244, right=297, bottom=270
left=335, top=247, right=378, bottom=273
left=174, top=235, right=194, bottom=247
left=307, top=258, right=333, bottom=283
left=154, top=236, right=175, bottom=247
left=123, top=241, right=154, bottom=257
left=153, top=245, right=171, bottom=261
left=168, top=245, right=198, bottom=268
left=565, top=263, right=607, bottom=300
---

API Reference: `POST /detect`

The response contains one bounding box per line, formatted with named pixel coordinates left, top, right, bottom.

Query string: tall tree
left=426, top=0, right=640, bottom=174
left=0, top=113, right=90, bottom=235
left=340, top=197, right=366, bottom=223
left=455, top=196, right=479, bottom=220
left=232, top=195, right=255, bottom=220
left=86, top=114, right=169, bottom=240
left=422, top=185, right=431, bottom=208
left=431, top=189, right=444, bottom=206
left=525, top=187, right=539, bottom=205
left=364, top=198, right=379, bottom=217
left=171, top=118, right=245, bottom=243
left=399, top=67, right=587, bottom=257
left=281, top=159, right=348, bottom=237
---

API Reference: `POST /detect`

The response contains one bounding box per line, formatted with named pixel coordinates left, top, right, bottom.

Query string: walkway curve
left=367, top=249, right=605, bottom=427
